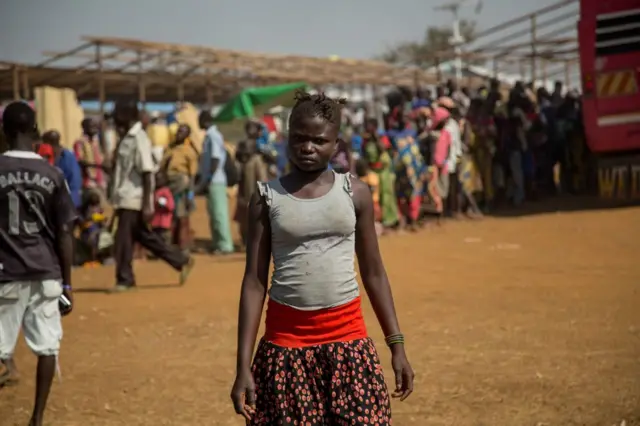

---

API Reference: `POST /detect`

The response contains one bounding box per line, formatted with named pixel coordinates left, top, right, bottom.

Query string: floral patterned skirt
left=249, top=338, right=392, bottom=425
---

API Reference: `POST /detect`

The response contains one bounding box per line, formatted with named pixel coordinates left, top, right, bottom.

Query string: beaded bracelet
left=62, top=285, right=72, bottom=291
left=384, top=333, right=405, bottom=347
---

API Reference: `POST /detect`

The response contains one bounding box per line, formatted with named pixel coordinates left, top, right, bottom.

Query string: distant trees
left=378, top=20, right=477, bottom=68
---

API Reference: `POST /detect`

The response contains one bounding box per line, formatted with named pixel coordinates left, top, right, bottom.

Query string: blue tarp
left=80, top=101, right=178, bottom=114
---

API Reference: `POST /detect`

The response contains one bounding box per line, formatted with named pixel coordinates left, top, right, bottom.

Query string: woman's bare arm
left=236, top=189, right=271, bottom=372
left=351, top=175, right=414, bottom=400
left=351, top=177, right=401, bottom=338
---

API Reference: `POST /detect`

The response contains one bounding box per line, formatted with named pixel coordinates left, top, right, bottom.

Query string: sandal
left=179, top=257, right=195, bottom=286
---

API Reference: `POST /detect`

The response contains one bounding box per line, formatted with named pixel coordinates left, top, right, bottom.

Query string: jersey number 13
left=7, top=190, right=47, bottom=235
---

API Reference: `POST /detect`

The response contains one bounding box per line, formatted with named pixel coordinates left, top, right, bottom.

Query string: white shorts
left=0, top=280, right=63, bottom=358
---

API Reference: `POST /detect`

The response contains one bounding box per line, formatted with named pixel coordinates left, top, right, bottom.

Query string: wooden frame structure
left=0, top=36, right=441, bottom=109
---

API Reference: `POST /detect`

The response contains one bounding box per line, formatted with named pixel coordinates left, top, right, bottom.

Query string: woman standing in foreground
left=231, top=92, right=414, bottom=425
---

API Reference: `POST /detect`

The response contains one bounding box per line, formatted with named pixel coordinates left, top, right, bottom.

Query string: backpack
left=223, top=148, right=239, bottom=187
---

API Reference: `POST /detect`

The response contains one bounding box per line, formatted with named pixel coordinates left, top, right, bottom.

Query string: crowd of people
left=0, top=77, right=587, bottom=268
left=0, top=76, right=586, bottom=425
left=332, top=78, right=586, bottom=232
left=231, top=78, right=586, bottom=236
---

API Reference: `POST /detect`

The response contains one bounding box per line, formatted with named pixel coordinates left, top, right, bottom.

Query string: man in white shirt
left=110, top=100, right=194, bottom=292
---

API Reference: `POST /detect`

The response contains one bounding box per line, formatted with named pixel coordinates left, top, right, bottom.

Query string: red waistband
left=263, top=297, right=368, bottom=348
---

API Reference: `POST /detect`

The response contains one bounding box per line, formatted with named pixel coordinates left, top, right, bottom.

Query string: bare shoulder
left=348, top=173, right=372, bottom=212
left=248, top=182, right=270, bottom=219
left=348, top=173, right=369, bottom=194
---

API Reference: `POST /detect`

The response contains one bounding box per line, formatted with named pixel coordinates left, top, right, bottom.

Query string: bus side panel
left=596, top=93, right=639, bottom=117
left=578, top=18, right=601, bottom=152
left=594, top=0, right=640, bottom=14
left=590, top=125, right=640, bottom=153
left=581, top=0, right=640, bottom=199
left=579, top=7, right=640, bottom=153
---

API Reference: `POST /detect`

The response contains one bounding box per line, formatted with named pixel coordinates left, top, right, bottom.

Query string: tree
left=379, top=20, right=477, bottom=68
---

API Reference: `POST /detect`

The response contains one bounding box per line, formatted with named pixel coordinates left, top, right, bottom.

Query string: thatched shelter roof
left=0, top=36, right=442, bottom=104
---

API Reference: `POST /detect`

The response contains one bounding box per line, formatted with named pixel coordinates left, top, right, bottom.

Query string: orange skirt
left=263, top=296, right=368, bottom=348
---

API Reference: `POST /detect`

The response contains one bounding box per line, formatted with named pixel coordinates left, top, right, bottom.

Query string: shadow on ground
left=487, top=194, right=640, bottom=218
left=74, top=283, right=181, bottom=293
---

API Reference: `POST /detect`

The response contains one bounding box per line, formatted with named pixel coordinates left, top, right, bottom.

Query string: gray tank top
left=257, top=171, right=360, bottom=311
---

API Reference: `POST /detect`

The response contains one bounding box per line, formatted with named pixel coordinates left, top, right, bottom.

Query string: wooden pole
left=530, top=14, right=537, bottom=84
left=12, top=66, right=20, bottom=100
left=205, top=70, right=213, bottom=108
left=492, top=56, right=499, bottom=78
left=32, top=42, right=93, bottom=68
left=177, top=80, right=185, bottom=102
left=21, top=70, right=30, bottom=100
left=95, top=43, right=107, bottom=156
left=32, top=47, right=129, bottom=87
left=96, top=43, right=105, bottom=118
left=541, top=58, right=548, bottom=86
left=373, top=85, right=384, bottom=130
left=137, top=50, right=146, bottom=107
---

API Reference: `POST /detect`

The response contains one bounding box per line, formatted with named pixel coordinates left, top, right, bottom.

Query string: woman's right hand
left=391, top=344, right=414, bottom=401
left=230, top=369, right=256, bottom=421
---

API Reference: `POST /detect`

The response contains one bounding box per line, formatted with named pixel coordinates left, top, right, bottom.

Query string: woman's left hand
left=390, top=345, right=414, bottom=401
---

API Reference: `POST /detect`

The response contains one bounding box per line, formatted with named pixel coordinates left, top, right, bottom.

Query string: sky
left=0, top=0, right=573, bottom=65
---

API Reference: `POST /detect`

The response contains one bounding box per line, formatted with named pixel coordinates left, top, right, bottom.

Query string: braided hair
left=288, top=91, right=347, bottom=129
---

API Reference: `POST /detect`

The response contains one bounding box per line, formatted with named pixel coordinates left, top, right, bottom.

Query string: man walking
left=0, top=102, right=76, bottom=426
left=110, top=100, right=194, bottom=292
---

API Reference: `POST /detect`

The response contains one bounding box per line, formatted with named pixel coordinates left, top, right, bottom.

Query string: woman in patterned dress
left=231, top=92, right=414, bottom=425
left=387, top=114, right=427, bottom=232
left=362, top=118, right=400, bottom=229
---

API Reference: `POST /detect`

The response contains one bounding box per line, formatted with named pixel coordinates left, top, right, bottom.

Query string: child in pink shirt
left=428, top=107, right=452, bottom=219
left=151, top=175, right=175, bottom=243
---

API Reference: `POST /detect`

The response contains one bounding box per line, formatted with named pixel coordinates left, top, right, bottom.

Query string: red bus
left=578, top=0, right=640, bottom=198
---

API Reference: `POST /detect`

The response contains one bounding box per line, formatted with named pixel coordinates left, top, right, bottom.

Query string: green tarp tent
left=214, top=82, right=306, bottom=122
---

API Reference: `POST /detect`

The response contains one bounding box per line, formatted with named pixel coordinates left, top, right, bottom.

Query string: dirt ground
left=1, top=200, right=639, bottom=426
